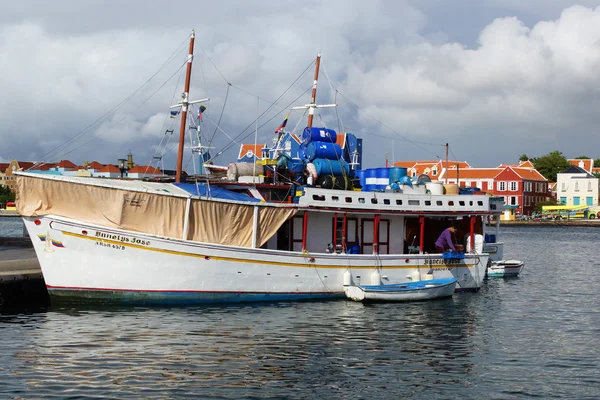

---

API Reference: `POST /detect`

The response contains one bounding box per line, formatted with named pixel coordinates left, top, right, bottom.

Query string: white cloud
left=1, top=1, right=600, bottom=169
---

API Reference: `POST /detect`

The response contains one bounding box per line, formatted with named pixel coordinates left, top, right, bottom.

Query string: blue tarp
left=174, top=183, right=261, bottom=202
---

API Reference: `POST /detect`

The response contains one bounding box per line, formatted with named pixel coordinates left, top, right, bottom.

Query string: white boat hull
left=487, top=260, right=524, bottom=277
left=24, top=216, right=489, bottom=304
left=344, top=278, right=457, bottom=302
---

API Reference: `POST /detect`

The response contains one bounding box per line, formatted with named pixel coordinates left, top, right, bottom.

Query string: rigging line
left=149, top=53, right=187, bottom=168
left=194, top=43, right=231, bottom=84
left=29, top=38, right=190, bottom=169
left=55, top=59, right=190, bottom=160
left=203, top=114, right=242, bottom=146
left=228, top=59, right=315, bottom=110
left=334, top=90, right=441, bottom=158
left=320, top=61, right=345, bottom=134
left=207, top=84, right=230, bottom=149
left=210, top=86, right=312, bottom=162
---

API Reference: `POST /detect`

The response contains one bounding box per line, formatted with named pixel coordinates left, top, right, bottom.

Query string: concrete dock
left=0, top=241, right=48, bottom=307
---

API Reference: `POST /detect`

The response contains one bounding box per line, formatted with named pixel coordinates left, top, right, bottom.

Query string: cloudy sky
left=2, top=0, right=600, bottom=170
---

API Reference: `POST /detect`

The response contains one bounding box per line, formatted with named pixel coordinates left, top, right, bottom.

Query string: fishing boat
left=15, top=31, right=503, bottom=305
left=487, top=260, right=524, bottom=277
left=344, top=277, right=457, bottom=302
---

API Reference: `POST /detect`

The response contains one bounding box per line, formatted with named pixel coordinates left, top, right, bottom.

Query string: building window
left=497, top=181, right=506, bottom=191
left=432, top=167, right=438, bottom=176
left=588, top=181, right=592, bottom=191
left=510, top=196, right=517, bottom=205
left=561, top=182, right=566, bottom=191
left=560, top=197, right=566, bottom=204
left=509, top=181, right=518, bottom=191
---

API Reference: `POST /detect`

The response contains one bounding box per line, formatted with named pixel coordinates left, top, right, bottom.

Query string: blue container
left=302, top=127, right=337, bottom=144
left=312, top=158, right=349, bottom=176
left=389, top=166, right=407, bottom=184
left=375, top=167, right=390, bottom=191
left=356, top=170, right=366, bottom=187
left=484, top=234, right=496, bottom=243
left=365, top=168, right=378, bottom=187
left=362, top=184, right=376, bottom=192
left=306, top=141, right=343, bottom=161
left=349, top=244, right=360, bottom=254
left=297, top=143, right=309, bottom=161
left=399, top=175, right=412, bottom=185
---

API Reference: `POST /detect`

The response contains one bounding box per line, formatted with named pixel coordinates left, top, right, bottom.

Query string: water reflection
left=1, top=226, right=599, bottom=399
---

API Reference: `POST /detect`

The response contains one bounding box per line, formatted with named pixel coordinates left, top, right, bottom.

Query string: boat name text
left=95, top=231, right=150, bottom=246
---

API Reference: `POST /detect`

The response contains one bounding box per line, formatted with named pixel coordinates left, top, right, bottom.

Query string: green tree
left=594, top=158, right=600, bottom=167
left=532, top=150, right=571, bottom=182
left=519, top=154, right=529, bottom=162
left=575, top=156, right=590, bottom=159
left=0, top=186, right=15, bottom=207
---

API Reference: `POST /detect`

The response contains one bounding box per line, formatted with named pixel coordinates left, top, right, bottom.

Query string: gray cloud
left=1, top=1, right=599, bottom=170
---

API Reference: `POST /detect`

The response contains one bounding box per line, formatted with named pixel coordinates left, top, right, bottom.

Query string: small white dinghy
left=487, top=260, right=524, bottom=278
left=344, top=277, right=457, bottom=302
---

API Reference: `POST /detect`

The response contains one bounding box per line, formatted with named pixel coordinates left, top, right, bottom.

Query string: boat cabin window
left=477, top=201, right=483, bottom=206
left=383, top=199, right=390, bottom=205
left=436, top=201, right=443, bottom=206
left=332, top=196, right=339, bottom=202
left=313, top=195, right=325, bottom=201
left=459, top=201, right=465, bottom=206
left=371, top=198, right=378, bottom=204
left=425, top=200, right=431, bottom=206
left=396, top=200, right=402, bottom=205
left=359, top=198, right=365, bottom=204
left=408, top=200, right=419, bottom=206
left=448, top=201, right=454, bottom=206
left=345, top=197, right=353, bottom=203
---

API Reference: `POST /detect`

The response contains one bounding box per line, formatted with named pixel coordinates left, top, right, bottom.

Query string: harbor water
left=0, top=221, right=599, bottom=399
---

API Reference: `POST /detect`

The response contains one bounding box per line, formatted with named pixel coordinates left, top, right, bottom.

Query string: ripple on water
left=0, top=226, right=599, bottom=399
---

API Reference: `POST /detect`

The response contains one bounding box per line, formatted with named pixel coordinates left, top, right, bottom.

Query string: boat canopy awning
left=174, top=183, right=261, bottom=202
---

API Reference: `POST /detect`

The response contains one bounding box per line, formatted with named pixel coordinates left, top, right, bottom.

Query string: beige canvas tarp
left=16, top=174, right=187, bottom=239
left=187, top=201, right=297, bottom=247
left=16, top=174, right=297, bottom=247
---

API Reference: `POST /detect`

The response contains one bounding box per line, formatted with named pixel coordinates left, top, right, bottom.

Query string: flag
left=170, top=110, right=180, bottom=118
left=198, top=105, right=207, bottom=121
left=275, top=115, right=289, bottom=133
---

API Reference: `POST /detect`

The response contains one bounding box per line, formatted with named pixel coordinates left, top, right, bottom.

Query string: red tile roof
left=57, top=160, right=77, bottom=169
left=88, top=161, right=105, bottom=169
left=238, top=144, right=267, bottom=160
left=128, top=165, right=162, bottom=174
left=569, top=159, right=594, bottom=173
left=98, top=164, right=121, bottom=173
left=512, top=167, right=547, bottom=181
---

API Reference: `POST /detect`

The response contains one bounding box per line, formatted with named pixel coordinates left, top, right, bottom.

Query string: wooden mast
left=306, top=54, right=321, bottom=128
left=175, top=30, right=196, bottom=183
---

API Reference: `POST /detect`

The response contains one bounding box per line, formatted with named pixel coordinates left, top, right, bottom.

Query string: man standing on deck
left=435, top=225, right=456, bottom=253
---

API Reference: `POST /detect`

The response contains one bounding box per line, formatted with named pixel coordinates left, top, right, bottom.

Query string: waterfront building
left=3, top=160, right=35, bottom=191
left=556, top=166, right=599, bottom=206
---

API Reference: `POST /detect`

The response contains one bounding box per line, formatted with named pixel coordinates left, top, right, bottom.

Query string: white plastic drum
left=426, top=182, right=444, bottom=195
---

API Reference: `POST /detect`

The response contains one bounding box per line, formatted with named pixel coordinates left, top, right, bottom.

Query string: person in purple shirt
left=435, top=226, right=456, bottom=253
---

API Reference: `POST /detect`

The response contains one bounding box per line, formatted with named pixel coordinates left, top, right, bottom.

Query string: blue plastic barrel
left=301, top=127, right=337, bottom=144
left=356, top=170, right=366, bottom=187
left=362, top=184, right=375, bottom=192
left=375, top=167, right=390, bottom=191
left=365, top=168, right=377, bottom=187
left=306, top=142, right=343, bottom=161
left=389, top=166, right=407, bottom=184
left=312, top=158, right=349, bottom=176
left=297, top=143, right=309, bottom=161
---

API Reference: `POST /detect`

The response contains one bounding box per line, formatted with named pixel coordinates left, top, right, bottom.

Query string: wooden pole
left=306, top=54, right=321, bottom=128
left=176, top=31, right=196, bottom=183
